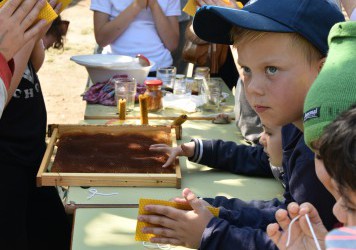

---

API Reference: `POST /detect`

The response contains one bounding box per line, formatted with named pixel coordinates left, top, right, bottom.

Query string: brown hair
left=320, top=104, right=356, bottom=194
left=46, top=16, right=70, bottom=50
left=230, top=27, right=323, bottom=65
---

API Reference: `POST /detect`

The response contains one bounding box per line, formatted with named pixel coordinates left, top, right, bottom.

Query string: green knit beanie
left=304, top=21, right=356, bottom=149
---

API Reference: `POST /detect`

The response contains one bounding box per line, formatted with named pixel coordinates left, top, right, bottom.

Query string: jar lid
left=144, top=79, right=162, bottom=86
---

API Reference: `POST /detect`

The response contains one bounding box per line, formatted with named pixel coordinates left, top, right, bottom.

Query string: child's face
left=314, top=154, right=338, bottom=199
left=259, top=125, right=282, bottom=167
left=237, top=33, right=322, bottom=128
left=332, top=183, right=356, bottom=226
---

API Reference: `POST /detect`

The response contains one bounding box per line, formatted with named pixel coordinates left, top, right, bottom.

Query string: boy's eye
left=241, top=66, right=251, bottom=75
left=265, top=66, right=278, bottom=75
left=340, top=200, right=356, bottom=213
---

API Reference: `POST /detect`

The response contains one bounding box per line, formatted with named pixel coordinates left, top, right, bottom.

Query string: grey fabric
left=234, top=78, right=263, bottom=143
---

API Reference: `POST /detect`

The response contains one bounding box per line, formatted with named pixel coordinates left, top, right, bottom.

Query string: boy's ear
left=318, top=57, right=326, bottom=73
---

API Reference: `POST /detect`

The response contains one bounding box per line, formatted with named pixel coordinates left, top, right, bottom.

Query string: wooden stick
left=139, top=94, right=149, bottom=125
left=171, top=114, right=188, bottom=126
left=118, top=98, right=126, bottom=120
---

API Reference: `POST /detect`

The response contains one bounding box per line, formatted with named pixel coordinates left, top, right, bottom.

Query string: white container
left=70, top=54, right=155, bottom=84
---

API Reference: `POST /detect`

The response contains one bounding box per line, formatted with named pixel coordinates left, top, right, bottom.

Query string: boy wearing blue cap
left=138, top=0, right=344, bottom=249
left=267, top=21, right=356, bottom=250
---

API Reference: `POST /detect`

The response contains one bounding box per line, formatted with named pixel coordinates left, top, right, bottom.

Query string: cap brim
left=193, top=5, right=294, bottom=45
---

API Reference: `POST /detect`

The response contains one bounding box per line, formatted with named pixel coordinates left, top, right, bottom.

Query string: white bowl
left=70, top=54, right=154, bottom=84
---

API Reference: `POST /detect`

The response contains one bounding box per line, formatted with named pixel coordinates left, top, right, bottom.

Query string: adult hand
left=134, top=0, right=148, bottom=9
left=137, top=188, right=214, bottom=248
left=0, top=0, right=47, bottom=61
left=149, top=142, right=195, bottom=168
left=197, top=0, right=239, bottom=8
left=267, top=202, right=327, bottom=250
left=147, top=0, right=159, bottom=9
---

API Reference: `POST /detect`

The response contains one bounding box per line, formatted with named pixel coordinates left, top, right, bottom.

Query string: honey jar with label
left=144, top=79, right=163, bottom=112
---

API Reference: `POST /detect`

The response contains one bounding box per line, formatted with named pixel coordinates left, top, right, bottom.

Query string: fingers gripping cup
left=112, top=77, right=137, bottom=112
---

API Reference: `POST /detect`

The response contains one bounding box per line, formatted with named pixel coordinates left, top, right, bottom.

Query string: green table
left=69, top=120, right=284, bottom=249
left=72, top=207, right=191, bottom=250
left=84, top=77, right=235, bottom=120
left=66, top=120, right=283, bottom=208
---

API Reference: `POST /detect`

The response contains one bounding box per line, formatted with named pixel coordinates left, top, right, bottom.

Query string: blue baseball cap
left=193, top=0, right=345, bottom=55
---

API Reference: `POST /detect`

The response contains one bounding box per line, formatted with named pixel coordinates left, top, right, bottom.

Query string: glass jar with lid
left=144, top=79, right=163, bottom=112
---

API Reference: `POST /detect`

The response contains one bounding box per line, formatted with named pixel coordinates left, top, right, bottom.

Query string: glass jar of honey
left=144, top=79, right=163, bottom=111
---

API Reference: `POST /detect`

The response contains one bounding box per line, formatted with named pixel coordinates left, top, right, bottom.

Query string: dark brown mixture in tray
left=51, top=132, right=175, bottom=173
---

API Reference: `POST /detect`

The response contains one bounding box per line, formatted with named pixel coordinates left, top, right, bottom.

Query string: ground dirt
left=38, top=0, right=95, bottom=125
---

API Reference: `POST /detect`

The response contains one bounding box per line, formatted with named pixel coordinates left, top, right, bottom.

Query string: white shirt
left=91, top=0, right=181, bottom=71
left=351, top=8, right=356, bottom=20
left=0, top=78, right=7, bottom=118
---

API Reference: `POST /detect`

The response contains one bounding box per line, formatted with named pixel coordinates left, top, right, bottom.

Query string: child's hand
left=149, top=141, right=195, bottom=168
left=266, top=202, right=327, bottom=250
left=137, top=188, right=214, bottom=248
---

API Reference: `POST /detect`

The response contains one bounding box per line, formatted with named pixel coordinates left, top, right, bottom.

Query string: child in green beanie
left=267, top=21, right=356, bottom=250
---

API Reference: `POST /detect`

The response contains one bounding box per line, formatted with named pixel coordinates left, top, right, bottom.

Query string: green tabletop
left=72, top=207, right=190, bottom=250
left=84, top=78, right=235, bottom=120
left=66, top=120, right=284, bottom=207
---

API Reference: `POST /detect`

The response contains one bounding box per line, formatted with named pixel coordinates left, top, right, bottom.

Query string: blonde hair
left=230, top=26, right=323, bottom=65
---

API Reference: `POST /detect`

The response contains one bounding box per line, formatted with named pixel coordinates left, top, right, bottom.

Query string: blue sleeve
left=281, top=124, right=338, bottom=230
left=197, top=139, right=273, bottom=177
left=203, top=196, right=283, bottom=229
left=199, top=217, right=278, bottom=250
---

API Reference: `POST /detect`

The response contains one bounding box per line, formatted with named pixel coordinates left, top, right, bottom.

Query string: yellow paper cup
left=0, top=0, right=58, bottom=24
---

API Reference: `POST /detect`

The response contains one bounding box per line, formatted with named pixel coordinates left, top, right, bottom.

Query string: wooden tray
left=37, top=124, right=181, bottom=188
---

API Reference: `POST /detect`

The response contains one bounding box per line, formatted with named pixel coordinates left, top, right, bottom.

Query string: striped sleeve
left=326, top=226, right=356, bottom=249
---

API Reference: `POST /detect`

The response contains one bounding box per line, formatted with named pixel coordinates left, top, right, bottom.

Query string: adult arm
left=148, top=0, right=179, bottom=51
left=30, top=40, right=45, bottom=73
left=340, top=0, right=356, bottom=18
left=93, top=1, right=145, bottom=47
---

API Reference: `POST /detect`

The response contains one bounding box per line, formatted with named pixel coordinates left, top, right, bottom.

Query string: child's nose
left=245, top=76, right=264, bottom=96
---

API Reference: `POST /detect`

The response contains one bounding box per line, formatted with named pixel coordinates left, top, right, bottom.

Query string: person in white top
left=341, top=0, right=356, bottom=20
left=91, top=0, right=181, bottom=72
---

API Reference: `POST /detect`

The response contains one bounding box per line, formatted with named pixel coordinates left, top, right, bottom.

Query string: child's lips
left=254, top=105, right=269, bottom=113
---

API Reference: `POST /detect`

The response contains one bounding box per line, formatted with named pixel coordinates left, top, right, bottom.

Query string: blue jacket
left=190, top=124, right=337, bottom=249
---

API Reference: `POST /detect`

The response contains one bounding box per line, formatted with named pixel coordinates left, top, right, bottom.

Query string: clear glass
left=201, top=79, right=222, bottom=112
left=173, top=74, right=187, bottom=95
left=194, top=67, right=210, bottom=82
left=111, top=77, right=137, bottom=112
left=156, top=66, right=176, bottom=91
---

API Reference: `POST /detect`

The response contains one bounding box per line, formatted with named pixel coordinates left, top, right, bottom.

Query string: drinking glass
left=111, top=77, right=137, bottom=112
left=157, top=66, right=176, bottom=92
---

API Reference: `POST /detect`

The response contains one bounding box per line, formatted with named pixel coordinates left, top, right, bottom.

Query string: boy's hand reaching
left=267, top=202, right=327, bottom=250
left=149, top=141, right=195, bottom=168
left=137, top=188, right=214, bottom=248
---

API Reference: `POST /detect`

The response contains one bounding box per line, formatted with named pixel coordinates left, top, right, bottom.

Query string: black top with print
left=0, top=62, right=47, bottom=170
